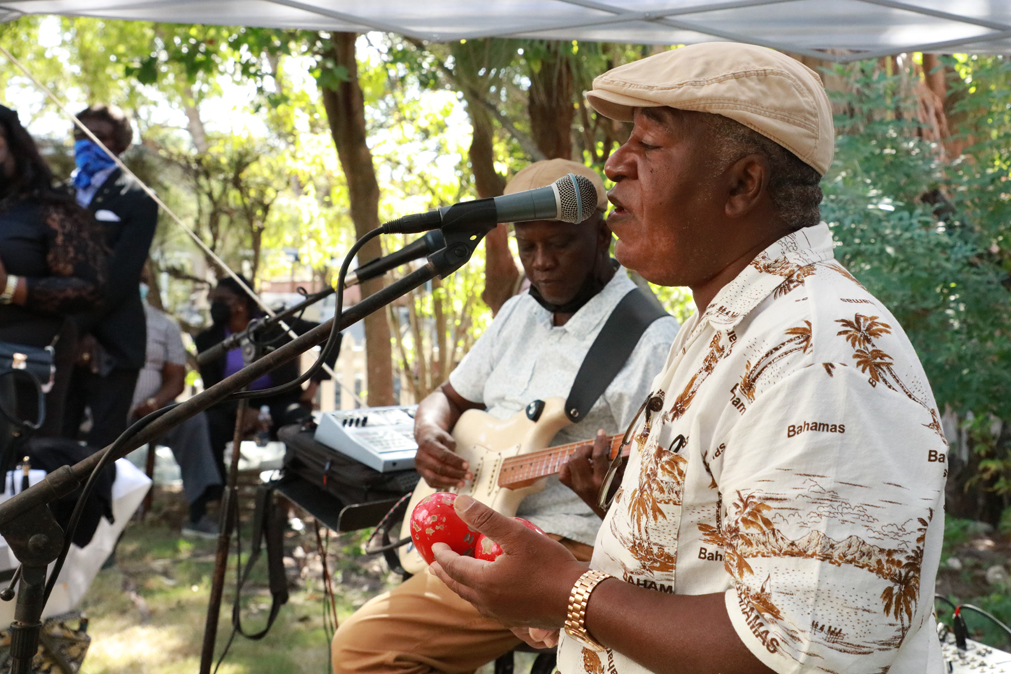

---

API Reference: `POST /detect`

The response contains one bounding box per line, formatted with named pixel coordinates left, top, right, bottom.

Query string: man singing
left=331, top=159, right=680, bottom=674
left=430, top=44, right=947, bottom=674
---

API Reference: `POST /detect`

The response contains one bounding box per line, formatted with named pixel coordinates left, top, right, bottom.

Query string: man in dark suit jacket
left=62, top=105, right=158, bottom=449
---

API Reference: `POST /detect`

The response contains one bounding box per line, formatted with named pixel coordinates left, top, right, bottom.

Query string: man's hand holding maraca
left=429, top=495, right=589, bottom=638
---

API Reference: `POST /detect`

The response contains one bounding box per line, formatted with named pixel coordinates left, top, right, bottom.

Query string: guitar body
left=398, top=397, right=572, bottom=575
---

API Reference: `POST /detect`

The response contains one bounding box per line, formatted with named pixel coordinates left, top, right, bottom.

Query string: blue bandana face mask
left=73, top=139, right=116, bottom=191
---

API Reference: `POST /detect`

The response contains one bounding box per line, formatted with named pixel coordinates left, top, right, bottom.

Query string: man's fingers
left=591, top=429, right=609, bottom=457
left=438, top=447, right=469, bottom=470
left=528, top=628, right=560, bottom=648
left=416, top=441, right=472, bottom=487
left=591, top=429, right=611, bottom=477
left=454, top=495, right=527, bottom=546
left=437, top=430, right=458, bottom=452
left=430, top=542, right=487, bottom=604
left=511, top=627, right=559, bottom=649
left=429, top=560, right=475, bottom=603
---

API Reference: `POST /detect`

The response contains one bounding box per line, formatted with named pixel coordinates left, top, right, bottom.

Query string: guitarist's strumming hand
left=430, top=495, right=587, bottom=631
left=560, top=429, right=617, bottom=519
left=413, top=382, right=481, bottom=489
left=415, top=422, right=471, bottom=488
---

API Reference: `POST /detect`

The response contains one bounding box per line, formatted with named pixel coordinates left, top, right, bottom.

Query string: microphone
left=383, top=173, right=599, bottom=235
left=346, top=230, right=446, bottom=287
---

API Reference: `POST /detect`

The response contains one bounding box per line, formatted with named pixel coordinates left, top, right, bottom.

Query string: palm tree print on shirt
left=835, top=314, right=945, bottom=439
left=666, top=332, right=734, bottom=423
left=880, top=512, right=932, bottom=636
left=627, top=441, right=689, bottom=531
left=697, top=482, right=933, bottom=656
left=738, top=321, right=813, bottom=403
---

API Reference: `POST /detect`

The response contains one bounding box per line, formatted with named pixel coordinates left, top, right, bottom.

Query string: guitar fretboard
left=497, top=435, right=624, bottom=488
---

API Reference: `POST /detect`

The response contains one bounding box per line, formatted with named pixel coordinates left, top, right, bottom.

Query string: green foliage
left=942, top=516, right=978, bottom=558
left=822, top=59, right=1011, bottom=421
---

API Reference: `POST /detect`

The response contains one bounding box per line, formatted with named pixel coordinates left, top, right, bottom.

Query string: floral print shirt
left=558, top=223, right=946, bottom=674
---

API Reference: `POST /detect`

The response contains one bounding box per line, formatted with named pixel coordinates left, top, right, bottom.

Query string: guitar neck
left=497, top=435, right=624, bottom=489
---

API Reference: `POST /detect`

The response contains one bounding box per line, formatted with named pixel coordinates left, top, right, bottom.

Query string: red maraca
left=409, top=492, right=480, bottom=565
left=474, top=517, right=546, bottom=561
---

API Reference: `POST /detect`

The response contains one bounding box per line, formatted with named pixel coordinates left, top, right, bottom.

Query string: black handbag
left=0, top=341, right=54, bottom=479
left=0, top=341, right=55, bottom=394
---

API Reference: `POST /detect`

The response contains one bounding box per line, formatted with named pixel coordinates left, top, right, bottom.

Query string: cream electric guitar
left=398, top=397, right=623, bottom=574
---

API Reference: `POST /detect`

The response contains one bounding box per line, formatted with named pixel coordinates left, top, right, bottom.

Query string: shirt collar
left=697, top=222, right=836, bottom=332
left=73, top=165, right=118, bottom=206
left=530, top=266, right=634, bottom=334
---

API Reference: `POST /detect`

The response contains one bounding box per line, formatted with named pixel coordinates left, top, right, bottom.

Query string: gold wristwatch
left=564, top=569, right=611, bottom=652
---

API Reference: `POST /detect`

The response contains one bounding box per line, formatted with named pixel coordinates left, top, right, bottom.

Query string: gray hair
left=699, top=112, right=823, bottom=231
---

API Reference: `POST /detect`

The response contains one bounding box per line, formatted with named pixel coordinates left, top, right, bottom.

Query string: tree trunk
left=320, top=32, right=395, bottom=407
left=183, top=85, right=210, bottom=155
left=528, top=42, right=574, bottom=160
left=463, top=91, right=519, bottom=316
left=922, top=53, right=972, bottom=159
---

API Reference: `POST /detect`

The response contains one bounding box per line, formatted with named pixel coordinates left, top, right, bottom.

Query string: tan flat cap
left=505, top=158, right=608, bottom=212
left=586, top=42, right=834, bottom=175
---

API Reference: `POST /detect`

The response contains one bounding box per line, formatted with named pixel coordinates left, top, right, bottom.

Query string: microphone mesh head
left=555, top=174, right=600, bottom=224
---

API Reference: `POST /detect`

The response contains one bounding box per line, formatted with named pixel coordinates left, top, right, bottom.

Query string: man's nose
left=531, top=246, right=557, bottom=270
left=604, top=141, right=636, bottom=183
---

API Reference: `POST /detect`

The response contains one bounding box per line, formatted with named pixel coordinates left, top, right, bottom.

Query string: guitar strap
left=564, top=288, right=668, bottom=423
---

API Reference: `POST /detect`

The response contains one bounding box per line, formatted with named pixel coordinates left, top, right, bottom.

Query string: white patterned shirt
left=558, top=224, right=946, bottom=674
left=450, top=268, right=680, bottom=545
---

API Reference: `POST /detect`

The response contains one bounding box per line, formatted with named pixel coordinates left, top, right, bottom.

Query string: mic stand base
left=0, top=502, right=67, bottom=674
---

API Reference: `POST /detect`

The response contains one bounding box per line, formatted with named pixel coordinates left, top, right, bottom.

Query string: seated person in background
left=0, top=103, right=107, bottom=442
left=330, top=158, right=681, bottom=674
left=131, top=281, right=223, bottom=538
left=195, top=274, right=337, bottom=481
left=63, top=104, right=158, bottom=450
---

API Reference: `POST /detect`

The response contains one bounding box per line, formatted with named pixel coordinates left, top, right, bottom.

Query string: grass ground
left=77, top=487, right=395, bottom=674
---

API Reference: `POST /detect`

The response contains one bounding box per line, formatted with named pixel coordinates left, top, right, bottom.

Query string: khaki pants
left=331, top=537, right=592, bottom=674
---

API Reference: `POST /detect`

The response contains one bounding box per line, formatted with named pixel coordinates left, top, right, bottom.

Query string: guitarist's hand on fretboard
left=559, top=429, right=617, bottom=519
left=415, top=421, right=472, bottom=489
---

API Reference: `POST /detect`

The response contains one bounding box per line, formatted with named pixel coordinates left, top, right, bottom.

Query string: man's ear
left=725, top=154, right=768, bottom=220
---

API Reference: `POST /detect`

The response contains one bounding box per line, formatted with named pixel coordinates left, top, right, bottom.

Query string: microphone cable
left=225, top=224, right=384, bottom=402
left=42, top=403, right=177, bottom=603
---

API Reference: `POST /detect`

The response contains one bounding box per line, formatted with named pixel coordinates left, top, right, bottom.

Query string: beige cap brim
left=584, top=43, right=834, bottom=176
left=583, top=89, right=641, bottom=123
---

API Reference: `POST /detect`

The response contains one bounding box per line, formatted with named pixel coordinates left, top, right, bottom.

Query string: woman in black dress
left=0, top=104, right=107, bottom=437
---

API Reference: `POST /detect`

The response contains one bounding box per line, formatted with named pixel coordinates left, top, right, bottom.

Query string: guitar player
left=331, top=159, right=680, bottom=674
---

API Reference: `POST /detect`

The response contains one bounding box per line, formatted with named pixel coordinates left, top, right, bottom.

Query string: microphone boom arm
left=0, top=203, right=501, bottom=529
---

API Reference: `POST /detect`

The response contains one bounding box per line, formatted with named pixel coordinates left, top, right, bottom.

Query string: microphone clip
left=426, top=199, right=499, bottom=278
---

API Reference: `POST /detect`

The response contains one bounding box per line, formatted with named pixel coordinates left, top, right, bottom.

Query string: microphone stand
left=196, top=286, right=336, bottom=368
left=199, top=394, right=248, bottom=673
left=0, top=213, right=498, bottom=674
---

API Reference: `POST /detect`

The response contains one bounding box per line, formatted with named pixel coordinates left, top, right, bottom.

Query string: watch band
left=564, top=569, right=611, bottom=652
left=0, top=274, right=19, bottom=304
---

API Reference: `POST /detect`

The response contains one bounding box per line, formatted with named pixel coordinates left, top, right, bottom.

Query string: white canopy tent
left=1, top=0, right=1011, bottom=61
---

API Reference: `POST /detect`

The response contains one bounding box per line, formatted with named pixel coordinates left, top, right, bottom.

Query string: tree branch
left=404, top=37, right=546, bottom=162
